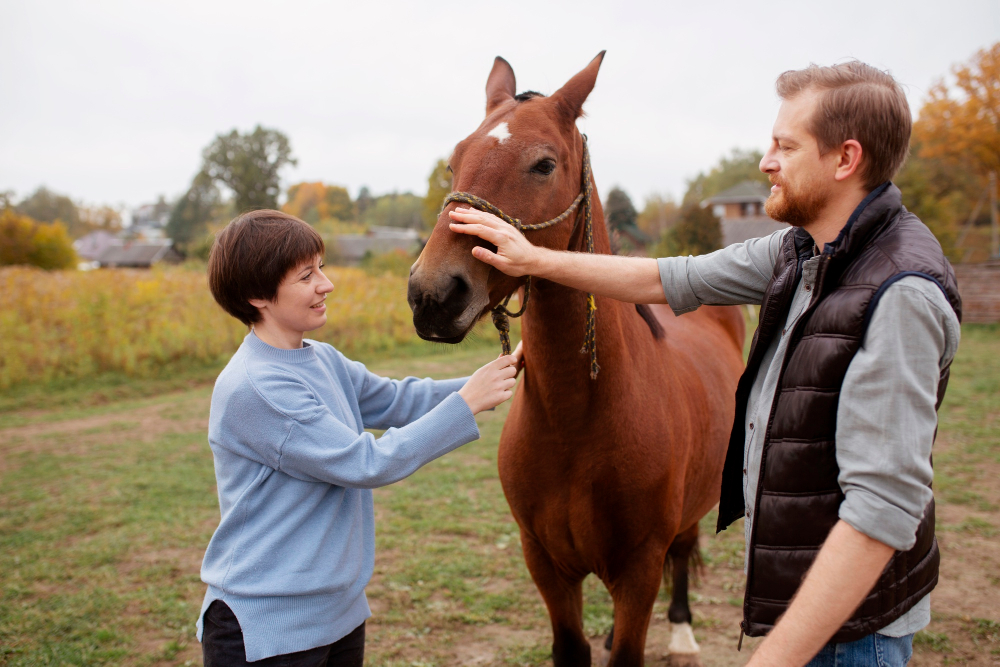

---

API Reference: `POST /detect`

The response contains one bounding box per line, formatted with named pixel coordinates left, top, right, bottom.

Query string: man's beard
left=764, top=176, right=828, bottom=226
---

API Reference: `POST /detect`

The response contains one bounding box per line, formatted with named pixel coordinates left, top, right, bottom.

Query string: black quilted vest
left=717, top=183, right=962, bottom=642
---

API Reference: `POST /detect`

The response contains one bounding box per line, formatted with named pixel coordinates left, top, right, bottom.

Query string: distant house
left=333, top=226, right=422, bottom=265
left=704, top=181, right=789, bottom=247
left=129, top=199, right=171, bottom=239
left=74, top=230, right=118, bottom=261
left=95, top=239, right=184, bottom=268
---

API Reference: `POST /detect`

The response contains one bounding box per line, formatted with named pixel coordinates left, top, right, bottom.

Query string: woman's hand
left=458, top=353, right=520, bottom=414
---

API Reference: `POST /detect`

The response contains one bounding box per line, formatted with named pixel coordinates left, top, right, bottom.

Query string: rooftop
left=705, top=180, right=772, bottom=205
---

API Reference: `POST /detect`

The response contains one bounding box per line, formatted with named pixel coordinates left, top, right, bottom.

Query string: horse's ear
left=486, top=56, right=516, bottom=116
left=551, top=51, right=606, bottom=123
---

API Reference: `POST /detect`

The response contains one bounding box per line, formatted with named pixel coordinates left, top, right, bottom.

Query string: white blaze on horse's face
left=487, top=121, right=512, bottom=144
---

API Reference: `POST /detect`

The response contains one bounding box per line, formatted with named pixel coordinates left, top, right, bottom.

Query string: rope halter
left=442, top=136, right=600, bottom=379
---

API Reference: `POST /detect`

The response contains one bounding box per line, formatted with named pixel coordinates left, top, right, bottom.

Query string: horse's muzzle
left=407, top=272, right=478, bottom=343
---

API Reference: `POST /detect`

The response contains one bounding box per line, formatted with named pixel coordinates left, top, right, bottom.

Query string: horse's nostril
left=442, top=274, right=470, bottom=303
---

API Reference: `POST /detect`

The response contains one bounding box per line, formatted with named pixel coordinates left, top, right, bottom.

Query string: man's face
left=760, top=90, right=839, bottom=226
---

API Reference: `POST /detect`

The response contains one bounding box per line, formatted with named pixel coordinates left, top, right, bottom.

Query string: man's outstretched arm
left=448, top=207, right=666, bottom=304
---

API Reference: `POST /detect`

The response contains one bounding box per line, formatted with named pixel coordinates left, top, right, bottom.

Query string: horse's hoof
left=667, top=655, right=702, bottom=667
left=665, top=622, right=701, bottom=666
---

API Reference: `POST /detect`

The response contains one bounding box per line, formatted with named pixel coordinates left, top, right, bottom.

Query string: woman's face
left=257, top=255, right=335, bottom=336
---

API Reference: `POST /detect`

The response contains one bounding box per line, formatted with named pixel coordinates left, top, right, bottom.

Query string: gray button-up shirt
left=657, top=229, right=960, bottom=637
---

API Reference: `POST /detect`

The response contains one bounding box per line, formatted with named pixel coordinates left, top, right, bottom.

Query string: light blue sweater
left=196, top=332, right=479, bottom=661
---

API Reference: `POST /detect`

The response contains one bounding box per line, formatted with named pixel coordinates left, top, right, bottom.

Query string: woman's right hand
left=458, top=351, right=521, bottom=414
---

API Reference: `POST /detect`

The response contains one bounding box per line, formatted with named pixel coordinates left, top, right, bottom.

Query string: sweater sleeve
left=338, top=352, right=469, bottom=430
left=242, top=369, right=480, bottom=489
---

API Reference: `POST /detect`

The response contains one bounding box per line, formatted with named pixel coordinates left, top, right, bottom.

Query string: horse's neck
left=517, top=193, right=647, bottom=401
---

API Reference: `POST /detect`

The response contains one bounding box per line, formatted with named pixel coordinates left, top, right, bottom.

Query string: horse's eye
left=531, top=159, right=556, bottom=176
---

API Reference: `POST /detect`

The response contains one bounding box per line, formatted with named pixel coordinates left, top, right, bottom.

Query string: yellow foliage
left=914, top=43, right=1000, bottom=178
left=284, top=182, right=354, bottom=224
left=422, top=159, right=452, bottom=230
left=0, top=209, right=77, bottom=270
left=0, top=265, right=433, bottom=390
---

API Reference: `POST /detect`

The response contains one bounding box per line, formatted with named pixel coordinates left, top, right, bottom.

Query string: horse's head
left=408, top=52, right=605, bottom=343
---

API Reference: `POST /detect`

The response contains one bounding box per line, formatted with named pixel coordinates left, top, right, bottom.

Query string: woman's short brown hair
left=208, top=209, right=325, bottom=326
left=776, top=61, right=911, bottom=190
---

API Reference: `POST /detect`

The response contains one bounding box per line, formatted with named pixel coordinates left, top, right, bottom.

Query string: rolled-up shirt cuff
left=839, top=488, right=924, bottom=551
left=657, top=256, right=701, bottom=315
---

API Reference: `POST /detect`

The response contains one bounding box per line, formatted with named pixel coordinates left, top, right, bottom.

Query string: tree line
left=3, top=42, right=995, bottom=270
left=601, top=43, right=999, bottom=261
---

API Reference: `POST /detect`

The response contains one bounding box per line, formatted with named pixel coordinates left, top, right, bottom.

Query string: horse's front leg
left=604, top=549, right=665, bottom=667
left=521, top=533, right=591, bottom=667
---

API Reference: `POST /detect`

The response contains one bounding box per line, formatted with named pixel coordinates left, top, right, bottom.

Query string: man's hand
left=746, top=520, right=895, bottom=667
left=449, top=207, right=539, bottom=277
left=449, top=207, right=667, bottom=305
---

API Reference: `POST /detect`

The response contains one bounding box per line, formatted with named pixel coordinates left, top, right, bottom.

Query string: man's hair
left=775, top=61, right=911, bottom=190
left=208, top=209, right=325, bottom=326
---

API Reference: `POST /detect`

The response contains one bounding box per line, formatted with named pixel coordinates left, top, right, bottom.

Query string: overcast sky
left=2, top=0, right=997, bottom=214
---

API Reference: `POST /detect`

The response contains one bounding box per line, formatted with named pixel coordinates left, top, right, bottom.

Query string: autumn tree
left=167, top=171, right=221, bottom=250
left=363, top=193, right=423, bottom=229
left=422, top=159, right=452, bottom=230
left=356, top=186, right=374, bottom=219
left=200, top=125, right=297, bottom=212
left=636, top=194, right=680, bottom=239
left=78, top=205, right=123, bottom=232
left=0, top=209, right=77, bottom=270
left=16, top=187, right=82, bottom=236
left=605, top=186, right=638, bottom=231
left=284, top=182, right=354, bottom=224
left=654, top=202, right=721, bottom=258
left=899, top=42, right=999, bottom=260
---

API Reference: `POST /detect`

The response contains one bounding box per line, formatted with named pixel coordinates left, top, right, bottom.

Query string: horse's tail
left=662, top=523, right=704, bottom=594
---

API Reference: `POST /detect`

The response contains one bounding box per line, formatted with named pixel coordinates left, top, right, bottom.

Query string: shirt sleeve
left=338, top=352, right=468, bottom=430
left=836, top=276, right=960, bottom=550
left=235, top=369, right=480, bottom=489
left=656, top=228, right=788, bottom=315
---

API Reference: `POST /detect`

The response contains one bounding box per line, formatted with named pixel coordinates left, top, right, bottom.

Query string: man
left=448, top=61, right=961, bottom=666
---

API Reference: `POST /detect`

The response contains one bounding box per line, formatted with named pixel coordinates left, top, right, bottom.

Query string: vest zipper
left=743, top=254, right=830, bottom=635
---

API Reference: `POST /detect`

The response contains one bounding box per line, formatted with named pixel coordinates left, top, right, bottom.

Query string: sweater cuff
left=433, top=391, right=480, bottom=447
left=657, top=256, right=701, bottom=315
left=839, top=488, right=923, bottom=551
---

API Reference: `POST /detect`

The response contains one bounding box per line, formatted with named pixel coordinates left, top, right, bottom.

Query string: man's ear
left=486, top=56, right=516, bottom=116
left=550, top=51, right=606, bottom=124
left=834, top=139, right=864, bottom=182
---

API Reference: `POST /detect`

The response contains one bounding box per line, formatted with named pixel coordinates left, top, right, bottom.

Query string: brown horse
left=407, top=53, right=745, bottom=667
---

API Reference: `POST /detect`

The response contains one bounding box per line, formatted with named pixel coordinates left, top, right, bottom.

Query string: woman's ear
left=248, top=298, right=268, bottom=309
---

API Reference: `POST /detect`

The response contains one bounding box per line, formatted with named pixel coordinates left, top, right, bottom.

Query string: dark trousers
left=201, top=600, right=365, bottom=667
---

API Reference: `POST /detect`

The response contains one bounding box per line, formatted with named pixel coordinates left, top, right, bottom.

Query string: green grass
left=0, top=323, right=996, bottom=665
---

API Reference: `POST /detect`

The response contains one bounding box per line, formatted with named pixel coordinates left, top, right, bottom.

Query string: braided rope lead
left=442, top=137, right=599, bottom=379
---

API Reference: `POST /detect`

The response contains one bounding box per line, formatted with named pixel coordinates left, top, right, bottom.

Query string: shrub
left=0, top=209, right=77, bottom=270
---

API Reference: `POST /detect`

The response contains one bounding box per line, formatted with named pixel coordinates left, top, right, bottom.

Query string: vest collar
left=821, top=182, right=899, bottom=262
